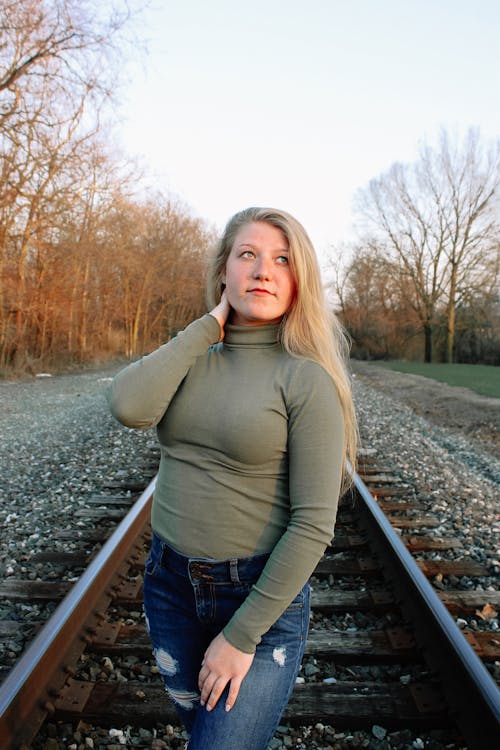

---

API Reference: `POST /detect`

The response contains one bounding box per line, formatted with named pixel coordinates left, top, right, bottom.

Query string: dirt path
left=351, top=360, right=500, bottom=460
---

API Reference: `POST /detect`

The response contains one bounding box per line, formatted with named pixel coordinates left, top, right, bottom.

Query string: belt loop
left=229, top=558, right=240, bottom=584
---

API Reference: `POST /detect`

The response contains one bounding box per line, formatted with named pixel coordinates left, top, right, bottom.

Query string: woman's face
left=222, top=221, right=296, bottom=326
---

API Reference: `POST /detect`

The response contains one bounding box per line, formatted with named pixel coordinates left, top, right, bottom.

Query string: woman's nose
left=253, top=256, right=272, bottom=279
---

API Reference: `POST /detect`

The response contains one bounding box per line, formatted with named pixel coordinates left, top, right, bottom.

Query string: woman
left=108, top=207, right=357, bottom=749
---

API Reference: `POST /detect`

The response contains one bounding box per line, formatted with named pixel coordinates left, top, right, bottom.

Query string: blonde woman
left=108, top=207, right=357, bottom=749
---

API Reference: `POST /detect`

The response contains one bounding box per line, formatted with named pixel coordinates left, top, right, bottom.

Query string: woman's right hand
left=198, top=631, right=254, bottom=712
left=210, top=290, right=231, bottom=341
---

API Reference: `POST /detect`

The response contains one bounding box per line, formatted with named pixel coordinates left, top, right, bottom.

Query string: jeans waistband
left=152, top=531, right=270, bottom=585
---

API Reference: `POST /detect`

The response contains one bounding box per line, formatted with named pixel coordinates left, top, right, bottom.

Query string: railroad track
left=0, top=453, right=499, bottom=749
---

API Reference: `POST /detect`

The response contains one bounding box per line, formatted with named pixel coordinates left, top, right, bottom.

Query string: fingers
left=225, top=675, right=243, bottom=712
left=197, top=662, right=208, bottom=690
left=199, top=672, right=243, bottom=713
left=199, top=669, right=229, bottom=712
left=209, top=291, right=231, bottom=341
left=198, top=664, right=229, bottom=711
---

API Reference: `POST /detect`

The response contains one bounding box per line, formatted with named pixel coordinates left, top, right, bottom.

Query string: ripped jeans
left=143, top=532, right=309, bottom=750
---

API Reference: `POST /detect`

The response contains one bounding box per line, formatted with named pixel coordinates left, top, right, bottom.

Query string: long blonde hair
left=207, top=207, right=358, bottom=491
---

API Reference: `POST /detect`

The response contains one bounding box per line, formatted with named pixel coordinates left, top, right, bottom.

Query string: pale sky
left=119, top=0, right=500, bottom=268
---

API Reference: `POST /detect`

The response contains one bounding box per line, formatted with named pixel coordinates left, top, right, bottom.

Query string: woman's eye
left=276, top=255, right=289, bottom=264
left=241, top=250, right=254, bottom=259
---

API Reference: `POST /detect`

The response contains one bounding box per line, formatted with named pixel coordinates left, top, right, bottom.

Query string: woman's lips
left=248, top=288, right=274, bottom=295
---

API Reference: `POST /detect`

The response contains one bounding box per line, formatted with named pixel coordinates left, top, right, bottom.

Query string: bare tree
left=0, top=0, right=135, bottom=113
left=425, top=130, right=500, bottom=362
left=0, top=1, right=220, bottom=374
left=355, top=160, right=447, bottom=362
left=354, top=128, right=500, bottom=362
left=330, top=242, right=422, bottom=359
left=102, top=195, right=213, bottom=357
left=0, top=0, right=143, bottom=368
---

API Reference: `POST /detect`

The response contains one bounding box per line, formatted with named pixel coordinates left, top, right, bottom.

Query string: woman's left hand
left=198, top=632, right=254, bottom=712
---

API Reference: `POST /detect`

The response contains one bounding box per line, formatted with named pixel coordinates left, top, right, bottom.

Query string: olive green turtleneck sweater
left=108, top=314, right=344, bottom=653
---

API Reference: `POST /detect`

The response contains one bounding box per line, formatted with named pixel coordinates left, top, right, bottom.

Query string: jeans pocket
left=286, top=584, right=308, bottom=611
left=276, top=583, right=310, bottom=645
left=144, top=535, right=163, bottom=576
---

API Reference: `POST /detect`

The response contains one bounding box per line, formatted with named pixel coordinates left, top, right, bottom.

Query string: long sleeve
left=223, top=360, right=345, bottom=653
left=109, top=317, right=346, bottom=654
left=107, top=314, right=221, bottom=429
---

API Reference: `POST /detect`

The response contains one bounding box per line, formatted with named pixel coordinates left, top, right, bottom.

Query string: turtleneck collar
left=223, top=322, right=280, bottom=348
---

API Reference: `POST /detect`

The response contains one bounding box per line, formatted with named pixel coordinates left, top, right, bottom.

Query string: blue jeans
left=143, top=532, right=310, bottom=750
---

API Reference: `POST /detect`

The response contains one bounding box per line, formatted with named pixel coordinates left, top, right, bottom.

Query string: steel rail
left=0, top=476, right=156, bottom=750
left=1, top=467, right=498, bottom=748
left=350, top=468, right=500, bottom=748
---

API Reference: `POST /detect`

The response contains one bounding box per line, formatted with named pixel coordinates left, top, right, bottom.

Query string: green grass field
left=370, top=361, right=500, bottom=398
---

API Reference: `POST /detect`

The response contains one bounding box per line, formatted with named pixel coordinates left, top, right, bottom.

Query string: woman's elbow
left=107, top=388, right=154, bottom=430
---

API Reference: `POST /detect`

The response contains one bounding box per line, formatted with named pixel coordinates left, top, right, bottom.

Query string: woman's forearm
left=108, top=314, right=221, bottom=429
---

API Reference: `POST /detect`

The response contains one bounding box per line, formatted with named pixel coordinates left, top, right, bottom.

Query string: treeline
left=3, top=4, right=499, bottom=372
left=332, top=129, right=500, bottom=364
left=0, top=0, right=214, bottom=372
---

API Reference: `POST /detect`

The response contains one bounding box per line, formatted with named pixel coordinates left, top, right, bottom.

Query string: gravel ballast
left=0, top=363, right=498, bottom=749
